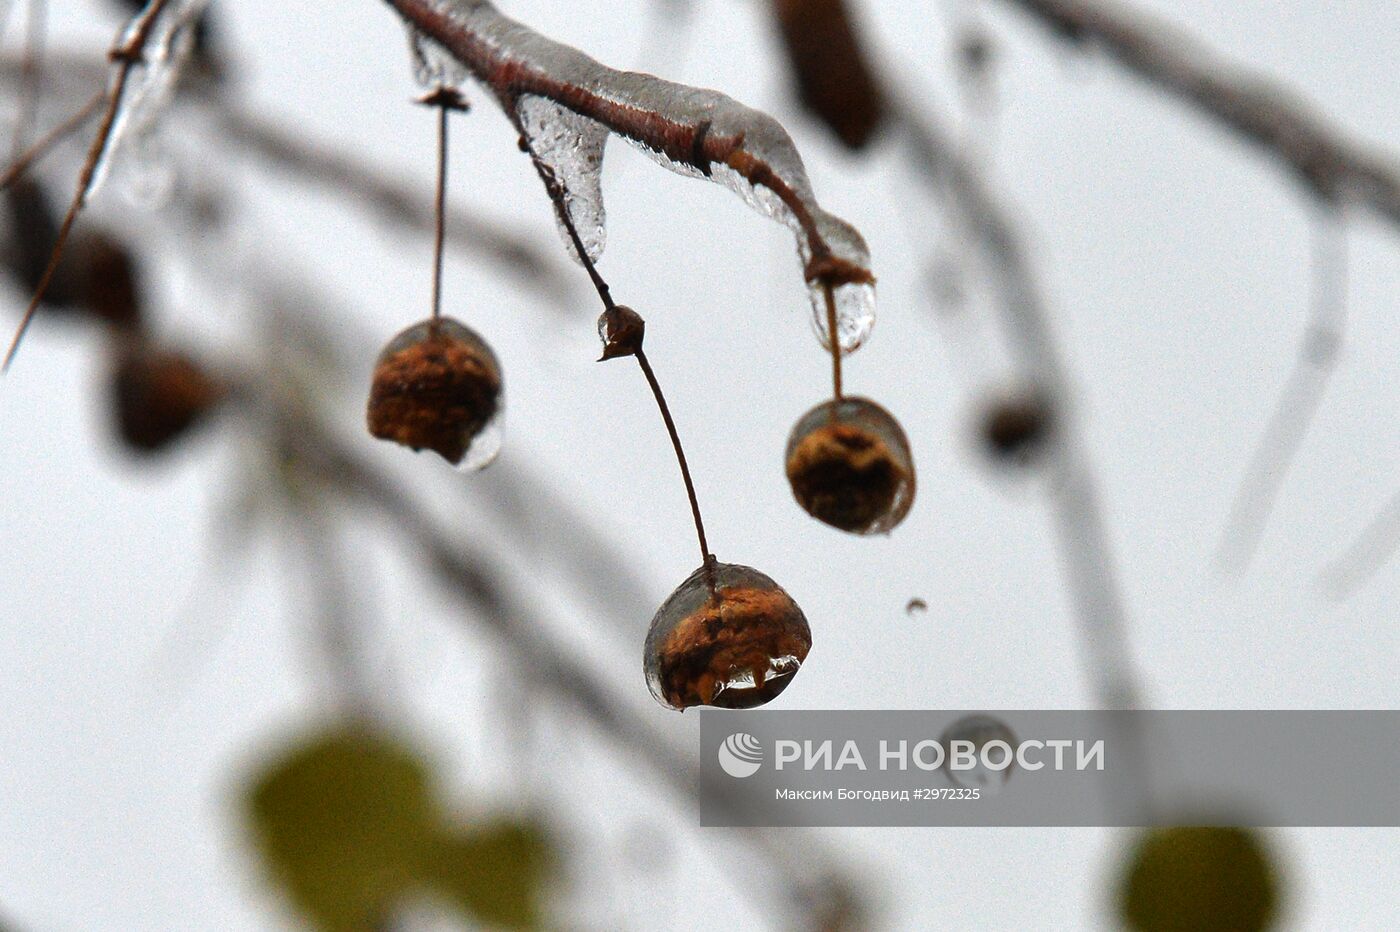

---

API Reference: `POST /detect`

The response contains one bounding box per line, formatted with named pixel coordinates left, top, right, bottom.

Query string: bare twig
left=635, top=346, right=713, bottom=569
left=1214, top=203, right=1347, bottom=576
left=0, top=88, right=104, bottom=191
left=995, top=0, right=1400, bottom=225
left=11, top=0, right=47, bottom=160
left=3, top=0, right=176, bottom=372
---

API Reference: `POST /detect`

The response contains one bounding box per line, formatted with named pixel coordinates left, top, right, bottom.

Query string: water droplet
left=941, top=714, right=1016, bottom=794
left=644, top=562, right=811, bottom=711
left=905, top=598, right=927, bottom=616
left=785, top=396, right=915, bottom=534
left=366, top=317, right=503, bottom=470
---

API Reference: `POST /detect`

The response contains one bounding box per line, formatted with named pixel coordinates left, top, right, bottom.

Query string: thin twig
left=10, top=0, right=46, bottom=161
left=0, top=88, right=104, bottom=191
left=1213, top=202, right=1347, bottom=577
left=3, top=0, right=176, bottom=372
left=515, top=117, right=712, bottom=572
left=427, top=95, right=452, bottom=322
left=635, top=346, right=712, bottom=569
left=995, top=0, right=1400, bottom=227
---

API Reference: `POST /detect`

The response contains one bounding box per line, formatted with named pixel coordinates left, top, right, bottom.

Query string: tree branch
left=378, top=0, right=875, bottom=332
left=995, top=0, right=1400, bottom=225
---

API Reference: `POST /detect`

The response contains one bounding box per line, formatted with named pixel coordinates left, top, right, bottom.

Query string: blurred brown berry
left=786, top=397, right=915, bottom=534
left=3, top=178, right=143, bottom=329
left=982, top=387, right=1054, bottom=466
left=110, top=342, right=225, bottom=453
left=366, top=318, right=502, bottom=468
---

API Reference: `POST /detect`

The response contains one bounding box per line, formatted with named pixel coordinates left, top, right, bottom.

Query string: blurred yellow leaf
left=1120, top=826, right=1280, bottom=932
left=243, top=728, right=440, bottom=931
left=427, top=819, right=553, bottom=930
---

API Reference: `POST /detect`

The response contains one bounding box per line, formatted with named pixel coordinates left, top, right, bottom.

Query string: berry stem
left=824, top=282, right=844, bottom=402
left=635, top=346, right=714, bottom=580
left=431, top=96, right=449, bottom=325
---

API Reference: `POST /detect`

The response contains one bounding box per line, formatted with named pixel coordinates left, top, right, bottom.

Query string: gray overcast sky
left=1, top=0, right=1398, bottom=928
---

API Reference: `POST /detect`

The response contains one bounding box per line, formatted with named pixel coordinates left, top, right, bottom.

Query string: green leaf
left=243, top=728, right=440, bottom=931
left=427, top=818, right=553, bottom=930
left=1120, top=826, right=1281, bottom=932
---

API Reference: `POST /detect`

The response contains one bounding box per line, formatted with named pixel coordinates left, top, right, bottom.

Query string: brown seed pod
left=645, top=562, right=811, bottom=711
left=785, top=397, right=915, bottom=534
left=596, top=305, right=645, bottom=361
left=771, top=0, right=885, bottom=150
left=981, top=386, right=1054, bottom=466
left=365, top=317, right=502, bottom=469
left=110, top=342, right=225, bottom=453
left=1121, top=826, right=1280, bottom=932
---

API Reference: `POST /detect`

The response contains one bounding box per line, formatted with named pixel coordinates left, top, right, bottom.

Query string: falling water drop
left=366, top=317, right=503, bottom=470
left=785, top=396, right=916, bottom=534
left=941, top=714, right=1017, bottom=794
left=644, top=562, right=811, bottom=711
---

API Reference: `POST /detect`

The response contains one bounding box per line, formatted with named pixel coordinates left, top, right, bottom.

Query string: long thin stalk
left=636, top=346, right=712, bottom=569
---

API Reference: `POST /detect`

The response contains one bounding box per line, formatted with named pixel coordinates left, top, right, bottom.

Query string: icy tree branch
left=380, top=0, right=878, bottom=351
left=997, top=0, right=1400, bottom=224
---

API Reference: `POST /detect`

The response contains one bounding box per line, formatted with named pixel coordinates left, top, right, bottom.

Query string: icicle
left=90, top=0, right=209, bottom=199
left=515, top=95, right=608, bottom=264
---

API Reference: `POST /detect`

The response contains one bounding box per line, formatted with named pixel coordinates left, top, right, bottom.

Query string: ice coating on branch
left=406, top=25, right=469, bottom=88
left=516, top=95, right=608, bottom=263
left=91, top=0, right=209, bottom=199
left=399, top=0, right=877, bottom=353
